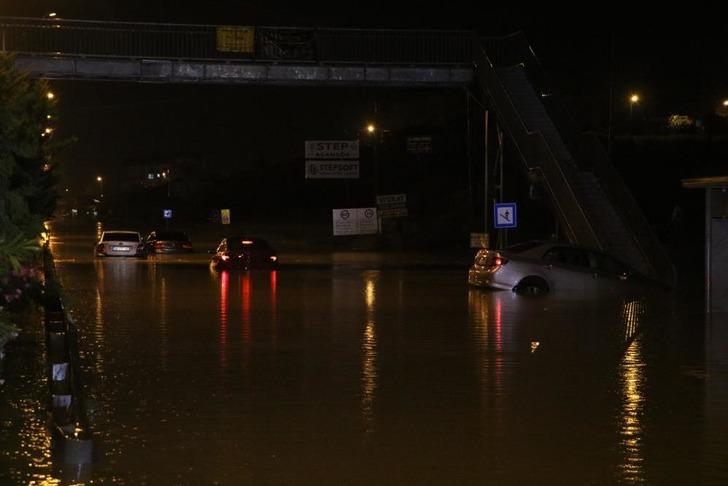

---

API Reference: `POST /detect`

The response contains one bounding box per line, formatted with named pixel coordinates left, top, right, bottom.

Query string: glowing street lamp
left=722, top=100, right=728, bottom=107
left=629, top=93, right=641, bottom=123
left=46, top=91, right=55, bottom=100
left=96, top=176, right=103, bottom=197
left=366, top=123, right=376, bottom=134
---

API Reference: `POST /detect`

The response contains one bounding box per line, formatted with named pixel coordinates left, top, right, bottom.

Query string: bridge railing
left=0, top=17, right=474, bottom=65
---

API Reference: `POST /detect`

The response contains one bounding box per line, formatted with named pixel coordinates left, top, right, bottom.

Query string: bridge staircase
left=475, top=33, right=675, bottom=286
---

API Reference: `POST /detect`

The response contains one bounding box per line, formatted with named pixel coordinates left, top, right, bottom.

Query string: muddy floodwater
left=2, top=221, right=727, bottom=484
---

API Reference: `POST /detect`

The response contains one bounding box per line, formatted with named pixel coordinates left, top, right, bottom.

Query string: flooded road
left=4, top=221, right=728, bottom=484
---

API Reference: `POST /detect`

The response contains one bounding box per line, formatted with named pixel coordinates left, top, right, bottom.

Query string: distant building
left=118, top=155, right=208, bottom=193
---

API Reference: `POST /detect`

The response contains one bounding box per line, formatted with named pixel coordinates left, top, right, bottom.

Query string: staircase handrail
left=584, top=133, right=677, bottom=286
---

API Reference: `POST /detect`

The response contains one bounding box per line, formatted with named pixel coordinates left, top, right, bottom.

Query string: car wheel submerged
left=514, top=276, right=549, bottom=296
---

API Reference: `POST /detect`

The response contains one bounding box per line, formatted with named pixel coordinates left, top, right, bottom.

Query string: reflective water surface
left=3, top=221, right=728, bottom=484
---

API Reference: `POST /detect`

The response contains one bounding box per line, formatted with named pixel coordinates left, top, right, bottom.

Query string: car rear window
left=103, top=232, right=140, bottom=242
left=227, top=238, right=269, bottom=251
left=156, top=231, right=189, bottom=241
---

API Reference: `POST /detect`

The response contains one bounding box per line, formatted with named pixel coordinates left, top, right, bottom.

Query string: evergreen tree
left=0, top=54, right=58, bottom=271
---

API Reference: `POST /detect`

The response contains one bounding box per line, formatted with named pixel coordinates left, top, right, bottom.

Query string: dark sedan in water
left=210, top=236, right=278, bottom=270
left=144, top=230, right=193, bottom=254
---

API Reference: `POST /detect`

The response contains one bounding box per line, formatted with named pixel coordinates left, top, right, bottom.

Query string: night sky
left=1, top=2, right=726, bottom=194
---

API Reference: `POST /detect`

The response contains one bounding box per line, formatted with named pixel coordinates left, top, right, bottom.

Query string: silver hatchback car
left=95, top=231, right=146, bottom=258
left=468, top=241, right=651, bottom=295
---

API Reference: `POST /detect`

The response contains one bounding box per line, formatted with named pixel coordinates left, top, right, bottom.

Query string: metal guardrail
left=0, top=17, right=474, bottom=65
left=481, top=32, right=550, bottom=97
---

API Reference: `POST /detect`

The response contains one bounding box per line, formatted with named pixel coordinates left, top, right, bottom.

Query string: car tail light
left=492, top=256, right=508, bottom=267
left=96, top=244, right=105, bottom=254
left=485, top=254, right=508, bottom=270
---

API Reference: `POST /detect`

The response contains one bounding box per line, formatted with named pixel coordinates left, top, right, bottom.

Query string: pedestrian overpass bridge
left=0, top=17, right=475, bottom=86
left=0, top=17, right=676, bottom=286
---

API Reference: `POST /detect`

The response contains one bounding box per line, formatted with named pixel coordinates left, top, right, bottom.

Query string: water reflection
left=218, top=270, right=229, bottom=369
left=159, top=276, right=169, bottom=372
left=361, top=271, right=379, bottom=435
left=94, top=261, right=106, bottom=375
left=270, top=270, right=278, bottom=346
left=212, top=270, right=279, bottom=370
left=241, top=273, right=252, bottom=368
left=468, top=290, right=509, bottom=445
left=618, top=297, right=646, bottom=482
left=619, top=338, right=645, bottom=481
left=95, top=220, right=103, bottom=242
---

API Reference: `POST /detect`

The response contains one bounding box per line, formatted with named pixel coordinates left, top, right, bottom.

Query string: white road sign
left=305, top=140, right=359, bottom=159
left=333, top=208, right=378, bottom=235
left=306, top=160, right=360, bottom=179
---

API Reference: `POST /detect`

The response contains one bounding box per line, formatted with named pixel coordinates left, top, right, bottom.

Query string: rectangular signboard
left=305, top=160, right=360, bottom=179
left=216, top=26, right=255, bottom=53
left=407, top=136, right=432, bottom=154
left=305, top=140, right=359, bottom=159
left=380, top=207, right=408, bottom=219
left=470, top=232, right=489, bottom=248
left=377, top=193, right=407, bottom=218
left=376, top=193, right=407, bottom=207
left=220, top=209, right=231, bottom=225
left=333, top=208, right=378, bottom=235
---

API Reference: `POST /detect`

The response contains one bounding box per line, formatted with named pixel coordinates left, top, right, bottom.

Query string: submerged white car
left=95, top=231, right=146, bottom=258
left=468, top=241, right=653, bottom=295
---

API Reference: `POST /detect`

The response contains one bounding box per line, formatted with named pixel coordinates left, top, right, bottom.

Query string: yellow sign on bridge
left=216, top=26, right=255, bottom=53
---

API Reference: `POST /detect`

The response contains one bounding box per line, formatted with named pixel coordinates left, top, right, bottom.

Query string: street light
left=46, top=91, right=55, bottom=100
left=365, top=123, right=379, bottom=202
left=722, top=100, right=728, bottom=107
left=96, top=176, right=103, bottom=198
left=629, top=93, right=640, bottom=117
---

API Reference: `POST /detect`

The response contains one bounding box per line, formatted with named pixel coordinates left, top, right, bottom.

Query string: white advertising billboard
left=305, top=140, right=359, bottom=159
left=306, top=160, right=360, bottom=179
